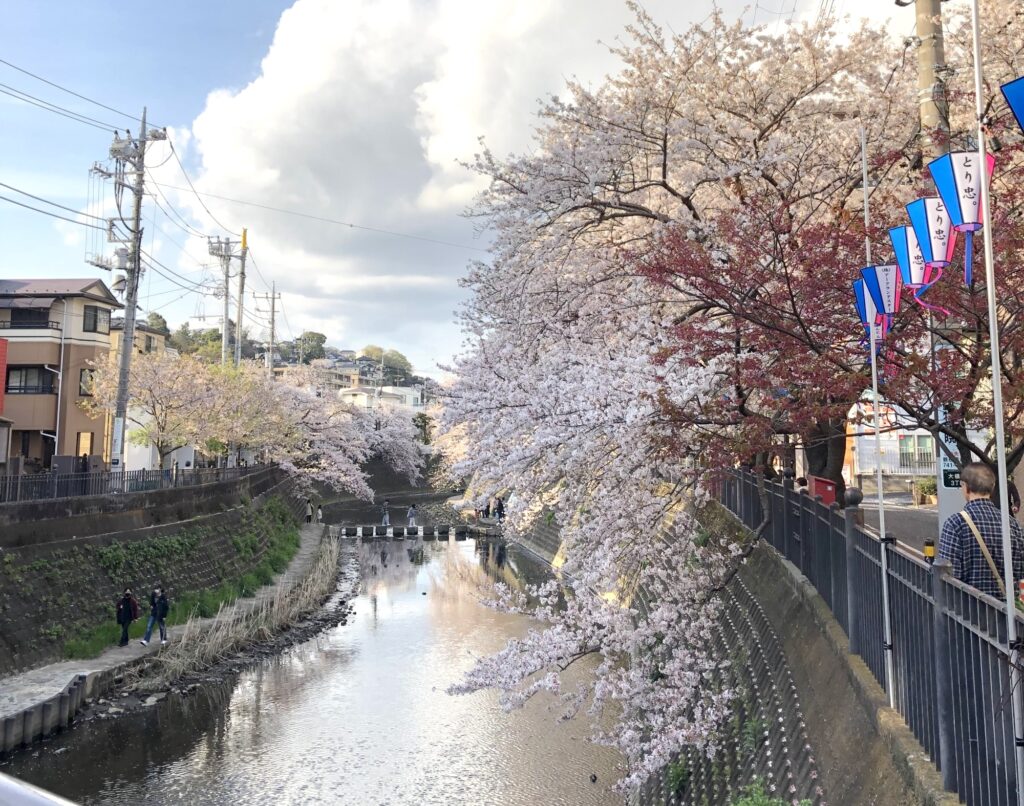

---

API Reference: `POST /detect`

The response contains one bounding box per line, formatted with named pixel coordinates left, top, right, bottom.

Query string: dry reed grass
left=132, top=536, right=341, bottom=691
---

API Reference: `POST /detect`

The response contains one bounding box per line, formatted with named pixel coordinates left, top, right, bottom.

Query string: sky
left=0, top=0, right=913, bottom=376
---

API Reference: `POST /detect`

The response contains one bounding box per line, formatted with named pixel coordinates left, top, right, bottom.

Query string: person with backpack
left=140, top=586, right=170, bottom=646
left=116, top=588, right=139, bottom=647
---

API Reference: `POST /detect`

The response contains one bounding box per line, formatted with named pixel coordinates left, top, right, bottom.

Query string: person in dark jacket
left=992, top=479, right=1022, bottom=518
left=140, top=586, right=170, bottom=646
left=116, top=588, right=139, bottom=647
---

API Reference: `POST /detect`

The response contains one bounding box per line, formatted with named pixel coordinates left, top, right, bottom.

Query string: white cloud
left=166, top=0, right=914, bottom=373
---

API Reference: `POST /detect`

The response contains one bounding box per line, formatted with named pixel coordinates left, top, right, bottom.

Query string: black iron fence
left=718, top=469, right=1020, bottom=806
left=0, top=464, right=272, bottom=505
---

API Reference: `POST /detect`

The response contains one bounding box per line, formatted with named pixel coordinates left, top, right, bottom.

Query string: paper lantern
left=927, top=151, right=996, bottom=285
left=888, top=226, right=929, bottom=288
left=1001, top=75, right=1024, bottom=134
left=861, top=264, right=901, bottom=317
left=906, top=197, right=956, bottom=271
left=853, top=278, right=889, bottom=347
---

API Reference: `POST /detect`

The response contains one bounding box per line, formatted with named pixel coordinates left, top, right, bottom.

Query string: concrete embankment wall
left=0, top=467, right=284, bottom=549
left=0, top=471, right=302, bottom=676
left=512, top=511, right=930, bottom=805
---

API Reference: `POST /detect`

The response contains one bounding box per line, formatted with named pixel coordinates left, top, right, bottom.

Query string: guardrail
left=0, top=464, right=272, bottom=505
left=718, top=469, right=1019, bottom=806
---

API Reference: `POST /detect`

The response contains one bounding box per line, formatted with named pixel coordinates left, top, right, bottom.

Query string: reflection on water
left=4, top=538, right=621, bottom=806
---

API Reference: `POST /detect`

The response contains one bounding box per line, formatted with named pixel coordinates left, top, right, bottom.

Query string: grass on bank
left=62, top=506, right=301, bottom=660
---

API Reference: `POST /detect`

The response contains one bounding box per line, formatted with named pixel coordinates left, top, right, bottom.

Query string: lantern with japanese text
left=927, top=151, right=995, bottom=285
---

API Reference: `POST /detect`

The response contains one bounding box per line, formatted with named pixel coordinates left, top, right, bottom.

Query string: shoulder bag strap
left=962, top=510, right=1007, bottom=599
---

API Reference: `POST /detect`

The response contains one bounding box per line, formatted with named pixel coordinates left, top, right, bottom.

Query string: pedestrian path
left=0, top=523, right=325, bottom=740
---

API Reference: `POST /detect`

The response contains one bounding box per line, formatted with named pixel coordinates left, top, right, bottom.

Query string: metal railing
left=0, top=464, right=273, bottom=505
left=717, top=469, right=1020, bottom=806
left=0, top=320, right=62, bottom=330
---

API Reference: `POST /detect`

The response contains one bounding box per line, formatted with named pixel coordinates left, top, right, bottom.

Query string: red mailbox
left=807, top=475, right=837, bottom=506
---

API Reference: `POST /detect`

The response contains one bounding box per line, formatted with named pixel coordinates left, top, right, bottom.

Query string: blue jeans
left=143, top=615, right=166, bottom=642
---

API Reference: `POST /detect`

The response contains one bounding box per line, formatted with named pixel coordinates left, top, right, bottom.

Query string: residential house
left=0, top=279, right=121, bottom=471
left=338, top=384, right=423, bottom=416
left=0, top=338, right=11, bottom=472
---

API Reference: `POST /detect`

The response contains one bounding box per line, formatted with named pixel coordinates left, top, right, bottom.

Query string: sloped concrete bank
left=509, top=508, right=950, bottom=805
left=0, top=521, right=331, bottom=755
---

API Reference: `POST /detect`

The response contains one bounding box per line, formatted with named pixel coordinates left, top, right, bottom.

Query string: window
left=76, top=432, right=93, bottom=457
left=144, top=335, right=155, bottom=353
left=899, top=434, right=935, bottom=469
left=83, top=305, right=110, bottom=335
left=79, top=368, right=95, bottom=396
left=5, top=366, right=54, bottom=394
left=10, top=308, right=49, bottom=327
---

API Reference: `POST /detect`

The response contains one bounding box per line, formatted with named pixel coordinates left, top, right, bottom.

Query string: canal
left=2, top=537, right=622, bottom=805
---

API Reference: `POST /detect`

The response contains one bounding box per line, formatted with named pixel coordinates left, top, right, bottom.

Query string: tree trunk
left=803, top=418, right=847, bottom=506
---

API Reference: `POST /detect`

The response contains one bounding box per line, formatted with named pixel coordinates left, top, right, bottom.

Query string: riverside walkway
left=0, top=522, right=326, bottom=753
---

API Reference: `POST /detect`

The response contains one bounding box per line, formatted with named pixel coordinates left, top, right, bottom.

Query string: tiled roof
left=0, top=279, right=120, bottom=304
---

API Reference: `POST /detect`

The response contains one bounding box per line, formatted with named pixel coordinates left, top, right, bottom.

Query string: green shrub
left=731, top=780, right=810, bottom=806
left=916, top=477, right=938, bottom=496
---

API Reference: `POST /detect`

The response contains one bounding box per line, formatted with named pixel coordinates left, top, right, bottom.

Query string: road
left=861, top=502, right=938, bottom=553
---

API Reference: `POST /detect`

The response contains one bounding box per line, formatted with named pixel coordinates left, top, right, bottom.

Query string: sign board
left=110, top=416, right=124, bottom=467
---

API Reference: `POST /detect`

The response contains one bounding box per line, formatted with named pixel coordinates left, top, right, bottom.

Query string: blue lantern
left=927, top=151, right=995, bottom=285
left=861, top=264, right=902, bottom=319
left=888, top=226, right=929, bottom=289
left=1001, top=75, right=1024, bottom=134
left=854, top=277, right=889, bottom=350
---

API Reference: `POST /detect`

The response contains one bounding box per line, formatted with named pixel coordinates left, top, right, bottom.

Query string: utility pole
left=908, top=0, right=950, bottom=160
left=254, top=282, right=280, bottom=376
left=207, top=236, right=236, bottom=365
left=107, top=108, right=165, bottom=470
left=235, top=228, right=248, bottom=365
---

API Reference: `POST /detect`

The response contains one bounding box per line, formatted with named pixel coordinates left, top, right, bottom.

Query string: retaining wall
left=0, top=466, right=284, bottom=549
left=0, top=475, right=302, bottom=676
left=511, top=511, right=931, bottom=805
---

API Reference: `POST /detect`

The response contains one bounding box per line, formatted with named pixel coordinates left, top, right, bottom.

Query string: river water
left=3, top=537, right=622, bottom=805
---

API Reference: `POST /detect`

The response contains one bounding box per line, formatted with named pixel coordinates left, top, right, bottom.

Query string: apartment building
left=0, top=279, right=121, bottom=471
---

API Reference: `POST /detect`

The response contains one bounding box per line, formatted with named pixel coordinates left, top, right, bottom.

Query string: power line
left=246, top=247, right=271, bottom=289
left=0, top=181, right=106, bottom=220
left=0, top=85, right=115, bottom=132
left=0, top=193, right=106, bottom=230
left=150, top=181, right=489, bottom=252
left=140, top=249, right=212, bottom=292
left=168, top=141, right=240, bottom=236
left=146, top=178, right=209, bottom=238
left=0, top=57, right=143, bottom=125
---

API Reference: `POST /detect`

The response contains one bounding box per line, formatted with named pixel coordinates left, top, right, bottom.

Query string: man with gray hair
left=938, top=462, right=1024, bottom=598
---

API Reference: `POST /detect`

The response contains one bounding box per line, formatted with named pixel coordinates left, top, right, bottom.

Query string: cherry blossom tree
left=81, top=350, right=217, bottom=466
left=435, top=2, right=945, bottom=789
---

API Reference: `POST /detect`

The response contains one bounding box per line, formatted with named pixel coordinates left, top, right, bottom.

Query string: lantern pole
left=969, top=2, right=1024, bottom=800
left=862, top=126, right=897, bottom=709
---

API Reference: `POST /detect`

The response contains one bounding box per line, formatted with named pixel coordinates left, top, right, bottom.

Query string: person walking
left=305, top=499, right=314, bottom=524
left=316, top=505, right=324, bottom=524
left=141, top=587, right=170, bottom=646
left=939, top=462, right=1024, bottom=597
left=407, top=504, right=417, bottom=528
left=495, top=497, right=505, bottom=523
left=381, top=500, right=391, bottom=527
left=116, top=588, right=139, bottom=647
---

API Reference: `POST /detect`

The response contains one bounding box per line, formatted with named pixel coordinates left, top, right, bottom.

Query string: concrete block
left=1, top=712, right=23, bottom=753
left=41, top=696, right=60, bottom=735
left=58, top=690, right=70, bottom=729
left=23, top=704, right=42, bottom=743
